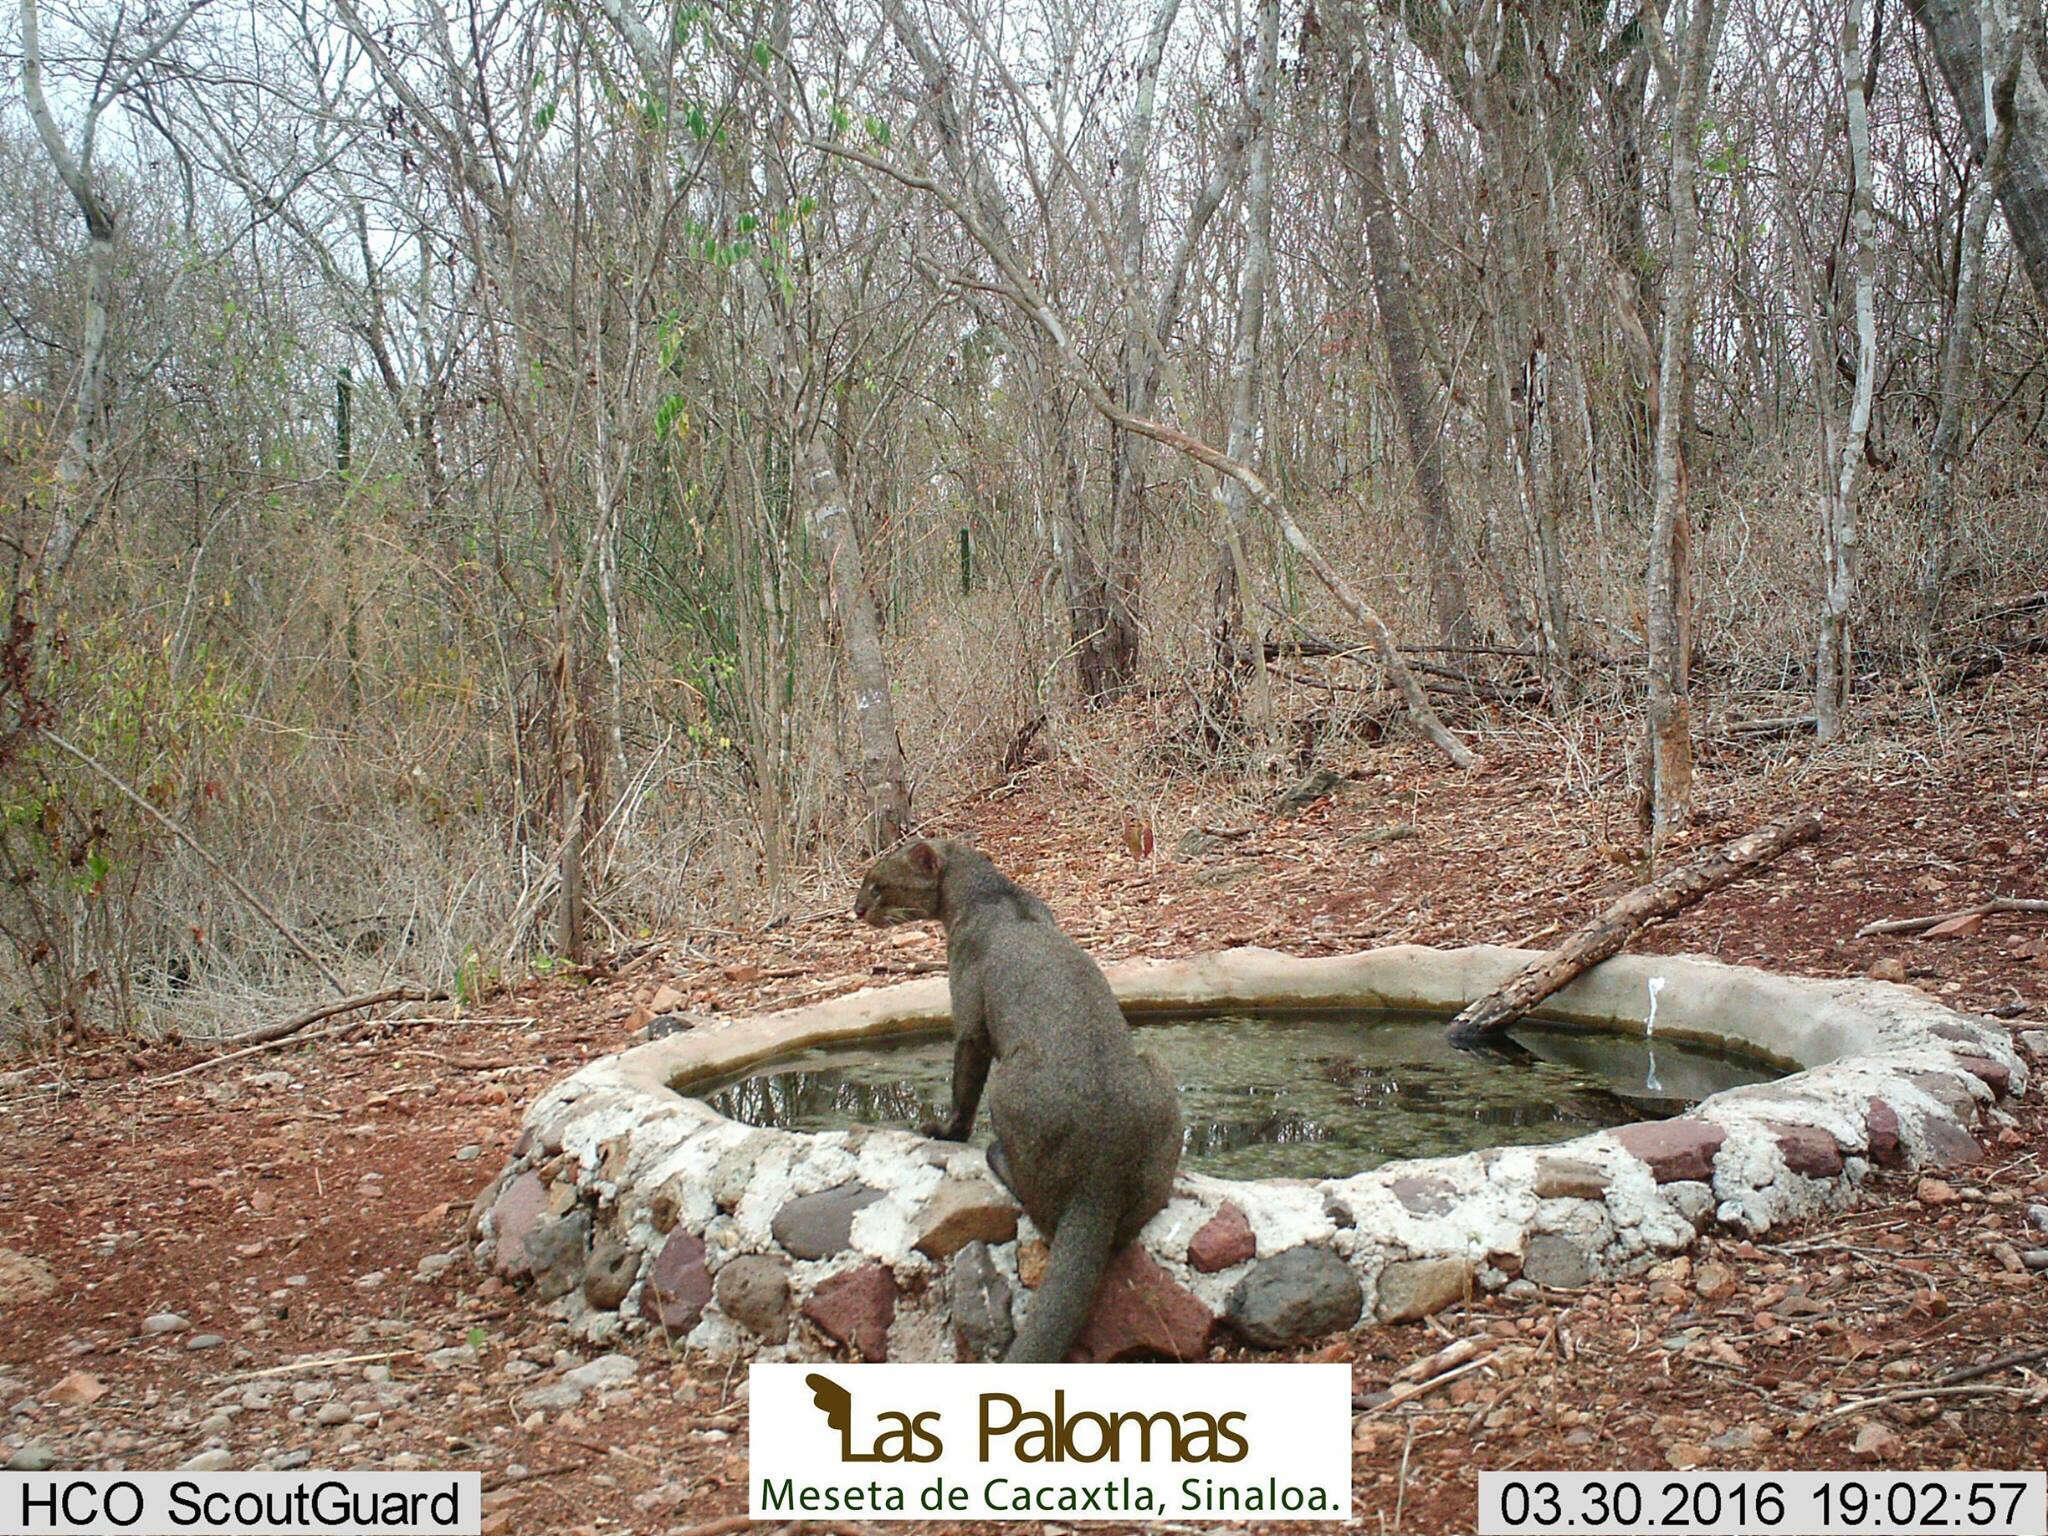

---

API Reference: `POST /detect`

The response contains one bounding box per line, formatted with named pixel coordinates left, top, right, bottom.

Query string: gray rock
left=454, top=1145, right=482, bottom=1163
left=1374, top=1257, right=1472, bottom=1324
left=771, top=1182, right=884, bottom=1260
left=2025, top=1204, right=2048, bottom=1236
left=1502, top=1278, right=1539, bottom=1301
left=714, top=1254, right=792, bottom=1340
left=562, top=1353, right=638, bottom=1393
left=947, top=1242, right=1014, bottom=1360
left=424, top=1346, right=478, bottom=1371
left=515, top=1382, right=583, bottom=1412
left=142, top=1312, right=190, bottom=1336
left=315, top=1403, right=353, bottom=1427
left=515, top=1353, right=639, bottom=1414
left=525, top=1210, right=593, bottom=1302
left=2021, top=1250, right=2048, bottom=1273
left=1272, top=767, right=1345, bottom=814
left=414, top=1252, right=458, bottom=1283
left=181, top=1450, right=234, bottom=1472
left=6, top=1445, right=56, bottom=1471
left=582, top=1235, right=639, bottom=1313
left=1388, top=1176, right=1457, bottom=1216
left=1523, top=1234, right=1595, bottom=1289
left=1227, top=1246, right=1364, bottom=1346
left=273, top=1449, right=311, bottom=1469
left=185, top=1334, right=226, bottom=1351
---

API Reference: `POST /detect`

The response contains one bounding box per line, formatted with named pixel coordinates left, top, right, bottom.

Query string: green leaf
left=752, top=39, right=771, bottom=68
left=655, top=393, right=692, bottom=439
left=863, top=114, right=891, bottom=147
left=533, top=101, right=556, bottom=133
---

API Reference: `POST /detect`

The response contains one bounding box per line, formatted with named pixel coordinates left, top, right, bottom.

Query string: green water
left=700, top=1011, right=1781, bottom=1181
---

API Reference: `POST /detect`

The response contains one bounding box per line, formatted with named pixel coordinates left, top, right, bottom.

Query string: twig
left=39, top=727, right=349, bottom=995
left=1358, top=1349, right=1504, bottom=1416
left=220, top=1350, right=420, bottom=1381
left=1855, top=897, right=2048, bottom=938
left=1929, top=1345, right=2048, bottom=1388
left=1821, top=1383, right=2044, bottom=1421
left=220, top=985, right=444, bottom=1048
left=145, top=1009, right=445, bottom=1083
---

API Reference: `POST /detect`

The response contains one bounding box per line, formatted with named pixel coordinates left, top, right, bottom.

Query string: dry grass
left=3, top=425, right=2044, bottom=1050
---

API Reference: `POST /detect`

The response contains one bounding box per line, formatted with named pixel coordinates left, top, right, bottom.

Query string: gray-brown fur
left=854, top=839, right=1182, bottom=1361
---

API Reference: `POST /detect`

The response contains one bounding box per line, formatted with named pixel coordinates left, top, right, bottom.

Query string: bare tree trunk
left=1922, top=17, right=2023, bottom=635
left=796, top=438, right=911, bottom=847
left=1906, top=0, right=2048, bottom=307
left=1645, top=0, right=1721, bottom=847
left=1338, top=24, right=1474, bottom=650
left=1095, top=0, right=1191, bottom=697
left=19, top=0, right=118, bottom=580
left=1816, top=0, right=1880, bottom=742
left=1208, top=0, right=1281, bottom=745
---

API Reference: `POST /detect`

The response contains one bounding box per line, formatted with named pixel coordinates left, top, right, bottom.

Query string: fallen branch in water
left=1446, top=811, right=1825, bottom=1045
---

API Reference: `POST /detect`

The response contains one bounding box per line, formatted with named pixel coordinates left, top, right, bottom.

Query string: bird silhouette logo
left=802, top=1371, right=943, bottom=1463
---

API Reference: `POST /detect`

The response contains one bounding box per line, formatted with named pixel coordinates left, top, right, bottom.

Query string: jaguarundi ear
left=908, top=840, right=940, bottom=875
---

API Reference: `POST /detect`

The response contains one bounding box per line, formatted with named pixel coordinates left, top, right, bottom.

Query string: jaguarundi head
left=853, top=838, right=946, bottom=926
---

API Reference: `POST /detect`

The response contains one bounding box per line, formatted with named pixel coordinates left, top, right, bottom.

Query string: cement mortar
left=471, top=946, right=2025, bottom=1360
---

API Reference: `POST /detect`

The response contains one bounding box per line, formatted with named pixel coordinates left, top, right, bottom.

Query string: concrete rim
left=471, top=946, right=2025, bottom=1362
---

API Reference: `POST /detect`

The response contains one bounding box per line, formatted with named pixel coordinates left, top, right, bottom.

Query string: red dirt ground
left=3, top=659, right=2045, bottom=1535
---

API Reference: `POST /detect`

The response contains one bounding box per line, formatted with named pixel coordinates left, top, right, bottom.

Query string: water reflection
left=700, top=1011, right=1779, bottom=1182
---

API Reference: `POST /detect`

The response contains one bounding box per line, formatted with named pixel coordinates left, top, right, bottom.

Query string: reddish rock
left=1765, top=1122, right=1845, bottom=1180
left=1950, top=1055, right=2012, bottom=1099
left=1388, top=1176, right=1457, bottom=1215
left=1533, top=1158, right=1611, bottom=1200
left=1863, top=1100, right=1903, bottom=1167
left=641, top=1229, right=711, bottom=1333
left=487, top=1172, right=549, bottom=1278
left=1016, top=1237, right=1049, bottom=1290
left=1924, top=911, right=1984, bottom=939
left=1916, top=1115, right=1983, bottom=1170
left=1610, top=1119, right=1726, bottom=1183
left=1188, top=1203, right=1256, bottom=1273
left=1905, top=1072, right=1979, bottom=1122
left=802, top=1265, right=897, bottom=1360
left=1065, top=1245, right=1214, bottom=1362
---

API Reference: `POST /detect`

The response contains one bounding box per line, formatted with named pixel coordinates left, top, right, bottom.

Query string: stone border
left=468, top=946, right=2025, bottom=1362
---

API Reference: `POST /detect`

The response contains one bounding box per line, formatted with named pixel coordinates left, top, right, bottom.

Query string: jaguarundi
left=854, top=838, right=1182, bottom=1362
